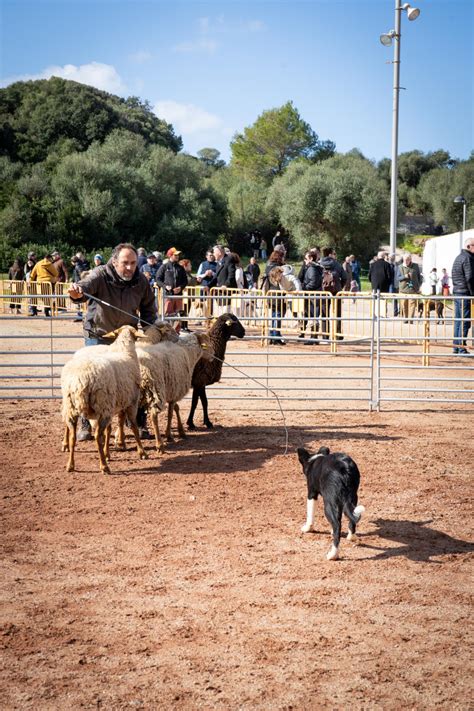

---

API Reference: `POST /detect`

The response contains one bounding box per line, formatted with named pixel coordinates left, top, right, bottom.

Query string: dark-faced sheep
left=187, top=313, right=245, bottom=430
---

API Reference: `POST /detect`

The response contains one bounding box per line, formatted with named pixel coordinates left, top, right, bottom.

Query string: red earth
left=1, top=398, right=472, bottom=709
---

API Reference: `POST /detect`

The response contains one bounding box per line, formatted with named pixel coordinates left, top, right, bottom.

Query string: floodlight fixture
left=380, top=29, right=397, bottom=46
left=403, top=3, right=421, bottom=21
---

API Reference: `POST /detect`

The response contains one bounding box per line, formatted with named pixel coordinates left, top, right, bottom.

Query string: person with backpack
left=320, top=247, right=346, bottom=340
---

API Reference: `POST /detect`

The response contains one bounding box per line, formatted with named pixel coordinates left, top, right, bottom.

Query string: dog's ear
left=317, top=446, right=330, bottom=455
left=297, top=448, right=310, bottom=467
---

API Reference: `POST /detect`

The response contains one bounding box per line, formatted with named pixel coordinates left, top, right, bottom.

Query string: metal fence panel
left=0, top=290, right=472, bottom=409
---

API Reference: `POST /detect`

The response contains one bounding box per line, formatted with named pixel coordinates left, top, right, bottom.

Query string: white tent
left=421, top=228, right=474, bottom=295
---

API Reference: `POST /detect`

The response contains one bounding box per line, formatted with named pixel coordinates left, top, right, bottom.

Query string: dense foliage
left=0, top=77, right=182, bottom=163
left=230, top=101, right=335, bottom=181
left=266, top=153, right=389, bottom=258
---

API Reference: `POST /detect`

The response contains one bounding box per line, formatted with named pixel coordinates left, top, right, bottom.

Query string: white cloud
left=173, top=38, right=218, bottom=54
left=1, top=62, right=126, bottom=94
left=154, top=100, right=224, bottom=135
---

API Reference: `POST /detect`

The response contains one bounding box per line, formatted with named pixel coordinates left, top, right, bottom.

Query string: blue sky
left=1, top=0, right=472, bottom=164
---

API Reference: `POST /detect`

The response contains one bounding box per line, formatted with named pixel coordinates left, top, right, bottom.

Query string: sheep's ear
left=225, top=319, right=233, bottom=326
left=102, top=328, right=119, bottom=340
left=297, top=448, right=310, bottom=468
left=197, top=333, right=211, bottom=350
left=317, top=446, right=330, bottom=456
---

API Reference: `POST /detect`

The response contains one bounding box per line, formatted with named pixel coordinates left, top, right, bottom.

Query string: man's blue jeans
left=453, top=297, right=471, bottom=349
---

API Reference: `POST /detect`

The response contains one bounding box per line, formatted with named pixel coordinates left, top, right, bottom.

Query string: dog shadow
left=123, top=422, right=402, bottom=476
left=359, top=518, right=474, bottom=563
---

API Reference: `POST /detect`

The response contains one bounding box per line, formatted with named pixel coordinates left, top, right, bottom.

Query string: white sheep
left=135, top=331, right=213, bottom=453
left=61, top=325, right=147, bottom=475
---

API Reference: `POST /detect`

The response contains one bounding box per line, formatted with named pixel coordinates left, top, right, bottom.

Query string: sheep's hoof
left=62, top=445, right=69, bottom=452
left=187, top=422, right=196, bottom=431
left=178, top=431, right=187, bottom=439
left=102, top=466, right=111, bottom=475
left=66, top=465, right=74, bottom=473
left=301, top=523, right=314, bottom=533
left=115, top=442, right=126, bottom=451
left=157, top=445, right=166, bottom=454
left=204, top=421, right=214, bottom=429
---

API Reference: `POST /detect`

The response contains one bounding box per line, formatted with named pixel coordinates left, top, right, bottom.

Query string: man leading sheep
left=68, top=242, right=157, bottom=441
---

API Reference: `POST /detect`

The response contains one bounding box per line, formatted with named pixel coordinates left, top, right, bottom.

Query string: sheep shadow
left=124, top=422, right=402, bottom=476
left=359, top=518, right=474, bottom=563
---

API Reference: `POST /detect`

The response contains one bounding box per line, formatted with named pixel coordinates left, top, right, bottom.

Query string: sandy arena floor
left=0, top=396, right=473, bottom=709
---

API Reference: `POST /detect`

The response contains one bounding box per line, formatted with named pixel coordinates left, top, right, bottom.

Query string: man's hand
left=68, top=284, right=83, bottom=299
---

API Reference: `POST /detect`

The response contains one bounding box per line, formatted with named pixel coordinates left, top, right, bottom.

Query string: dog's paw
left=347, top=531, right=359, bottom=544
left=326, top=545, right=339, bottom=561
left=301, top=523, right=314, bottom=533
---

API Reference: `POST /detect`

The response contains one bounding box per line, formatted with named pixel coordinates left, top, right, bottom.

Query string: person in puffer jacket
left=451, top=237, right=474, bottom=354
left=298, top=249, right=323, bottom=342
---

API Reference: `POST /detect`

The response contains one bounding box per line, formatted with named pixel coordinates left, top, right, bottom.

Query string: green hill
left=0, top=77, right=182, bottom=164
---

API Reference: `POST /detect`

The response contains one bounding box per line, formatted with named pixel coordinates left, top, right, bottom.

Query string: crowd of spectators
left=6, top=234, right=471, bottom=353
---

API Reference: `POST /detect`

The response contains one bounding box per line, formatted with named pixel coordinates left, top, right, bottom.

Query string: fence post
left=371, top=292, right=381, bottom=411
left=423, top=300, right=430, bottom=367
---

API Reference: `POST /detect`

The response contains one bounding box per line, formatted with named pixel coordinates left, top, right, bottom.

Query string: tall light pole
left=454, top=195, right=467, bottom=251
left=380, top=2, right=421, bottom=256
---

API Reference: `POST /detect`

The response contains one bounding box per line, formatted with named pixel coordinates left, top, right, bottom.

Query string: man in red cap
left=156, top=247, right=188, bottom=331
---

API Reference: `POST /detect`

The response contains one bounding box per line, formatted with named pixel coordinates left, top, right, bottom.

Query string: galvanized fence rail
left=0, top=289, right=473, bottom=410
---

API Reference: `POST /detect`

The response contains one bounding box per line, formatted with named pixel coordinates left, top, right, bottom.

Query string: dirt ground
left=1, top=396, right=473, bottom=710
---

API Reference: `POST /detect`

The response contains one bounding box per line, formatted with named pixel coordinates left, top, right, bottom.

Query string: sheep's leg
left=66, top=418, right=77, bottom=472
left=200, top=387, right=214, bottom=429
left=165, top=402, right=175, bottom=442
left=186, top=387, right=199, bottom=430
left=95, top=420, right=111, bottom=474
left=174, top=403, right=186, bottom=438
left=151, top=409, right=165, bottom=453
left=104, top=424, right=112, bottom=462
left=62, top=425, right=70, bottom=452
left=115, top=412, right=126, bottom=451
left=126, top=409, right=148, bottom=460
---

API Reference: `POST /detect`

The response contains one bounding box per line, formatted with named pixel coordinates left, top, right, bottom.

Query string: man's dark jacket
left=209, top=254, right=237, bottom=289
left=156, top=260, right=188, bottom=292
left=298, top=261, right=323, bottom=291
left=369, top=259, right=393, bottom=292
left=451, top=249, right=474, bottom=295
left=72, top=261, right=157, bottom=338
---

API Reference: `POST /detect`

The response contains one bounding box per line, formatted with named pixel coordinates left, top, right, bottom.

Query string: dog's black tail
left=344, top=503, right=365, bottom=526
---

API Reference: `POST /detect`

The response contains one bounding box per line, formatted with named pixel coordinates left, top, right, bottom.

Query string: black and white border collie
left=297, top=446, right=365, bottom=560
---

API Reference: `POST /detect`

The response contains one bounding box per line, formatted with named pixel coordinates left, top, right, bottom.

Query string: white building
left=421, top=229, right=474, bottom=294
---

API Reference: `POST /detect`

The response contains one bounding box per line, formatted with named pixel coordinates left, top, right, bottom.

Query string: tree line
left=0, top=78, right=472, bottom=270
